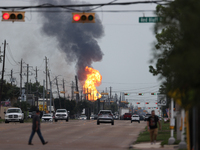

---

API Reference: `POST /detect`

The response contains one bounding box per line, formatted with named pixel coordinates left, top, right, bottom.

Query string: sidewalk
left=130, top=142, right=179, bottom=150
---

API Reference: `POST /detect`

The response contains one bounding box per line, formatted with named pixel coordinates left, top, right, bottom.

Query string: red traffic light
left=156, top=107, right=158, bottom=109
left=151, top=93, right=156, bottom=95
left=145, top=102, right=149, bottom=104
left=136, top=102, right=140, bottom=104
left=73, top=14, right=81, bottom=21
left=3, top=13, right=9, bottom=20
left=155, top=103, right=157, bottom=104
left=148, top=107, right=150, bottom=109
left=138, top=93, right=143, bottom=95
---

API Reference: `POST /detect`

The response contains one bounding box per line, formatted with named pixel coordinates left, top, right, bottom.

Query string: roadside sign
left=139, top=17, right=162, bottom=23
left=157, top=94, right=167, bottom=106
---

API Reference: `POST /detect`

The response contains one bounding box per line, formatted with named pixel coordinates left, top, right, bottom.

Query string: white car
left=55, top=109, right=69, bottom=122
left=131, top=114, right=140, bottom=123
left=42, top=114, right=53, bottom=122
left=79, top=115, right=87, bottom=120
left=4, top=108, right=24, bottom=123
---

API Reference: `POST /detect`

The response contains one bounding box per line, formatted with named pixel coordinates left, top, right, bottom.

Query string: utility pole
left=63, top=79, right=66, bottom=108
left=10, top=69, right=13, bottom=86
left=75, top=75, right=79, bottom=103
left=48, top=70, right=54, bottom=111
left=26, top=64, right=29, bottom=94
left=56, top=76, right=61, bottom=108
left=45, top=56, right=48, bottom=102
left=0, top=40, right=6, bottom=109
left=71, top=81, right=74, bottom=100
left=35, top=66, right=39, bottom=107
left=110, top=86, right=112, bottom=99
left=43, top=80, right=45, bottom=113
left=20, top=59, right=22, bottom=96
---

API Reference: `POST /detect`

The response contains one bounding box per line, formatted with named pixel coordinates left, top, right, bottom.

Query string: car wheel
left=131, top=120, right=132, bottom=123
left=66, top=118, right=69, bottom=122
left=111, top=121, right=114, bottom=125
left=55, top=119, right=57, bottom=122
left=20, top=119, right=24, bottom=123
left=97, top=121, right=100, bottom=125
left=5, top=120, right=9, bottom=123
left=138, top=121, right=140, bottom=123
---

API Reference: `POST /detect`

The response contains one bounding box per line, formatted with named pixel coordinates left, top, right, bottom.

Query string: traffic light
left=2, top=11, right=25, bottom=22
left=124, top=93, right=129, bottom=95
left=72, top=12, right=95, bottom=23
left=138, top=93, right=143, bottom=95
left=136, top=102, right=140, bottom=104
left=151, top=93, right=156, bottom=95
left=145, top=102, right=149, bottom=104
left=155, top=102, right=157, bottom=104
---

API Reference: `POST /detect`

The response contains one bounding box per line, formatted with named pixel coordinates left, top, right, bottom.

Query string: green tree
left=149, top=0, right=200, bottom=108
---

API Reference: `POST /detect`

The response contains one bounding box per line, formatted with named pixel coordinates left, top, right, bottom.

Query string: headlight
left=19, top=115, right=22, bottom=117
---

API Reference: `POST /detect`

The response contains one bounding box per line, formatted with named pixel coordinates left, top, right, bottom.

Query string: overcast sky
left=0, top=0, right=162, bottom=107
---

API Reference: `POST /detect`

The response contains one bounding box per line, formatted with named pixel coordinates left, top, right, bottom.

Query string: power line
left=0, top=1, right=171, bottom=10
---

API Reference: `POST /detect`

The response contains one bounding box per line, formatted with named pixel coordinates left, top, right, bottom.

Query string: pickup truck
left=123, top=113, right=132, bottom=120
left=4, top=108, right=24, bottom=123
left=54, top=109, right=69, bottom=122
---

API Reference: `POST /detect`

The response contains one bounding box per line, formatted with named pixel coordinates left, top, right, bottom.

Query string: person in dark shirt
left=147, top=110, right=161, bottom=144
left=28, top=109, right=48, bottom=145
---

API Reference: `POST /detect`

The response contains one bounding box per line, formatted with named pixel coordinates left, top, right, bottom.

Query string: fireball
left=83, top=66, right=102, bottom=101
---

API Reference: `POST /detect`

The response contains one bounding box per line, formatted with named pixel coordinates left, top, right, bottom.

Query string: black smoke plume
left=37, top=0, right=104, bottom=81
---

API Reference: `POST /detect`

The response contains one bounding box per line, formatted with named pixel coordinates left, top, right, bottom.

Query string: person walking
left=28, top=109, right=48, bottom=145
left=147, top=110, right=161, bottom=145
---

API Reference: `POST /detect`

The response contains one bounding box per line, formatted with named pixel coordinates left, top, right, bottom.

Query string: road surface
left=0, top=120, right=146, bottom=150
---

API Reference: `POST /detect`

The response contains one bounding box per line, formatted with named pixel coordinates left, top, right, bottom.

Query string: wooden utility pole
left=35, top=66, right=39, bottom=107
left=75, top=75, right=79, bottom=103
left=0, top=40, right=6, bottom=108
left=26, top=64, right=29, bottom=94
left=10, top=69, right=13, bottom=86
left=48, top=70, right=54, bottom=111
left=63, top=79, right=66, bottom=108
left=20, top=59, right=22, bottom=96
left=56, top=76, right=61, bottom=108
left=71, top=81, right=74, bottom=100
left=45, top=56, right=48, bottom=101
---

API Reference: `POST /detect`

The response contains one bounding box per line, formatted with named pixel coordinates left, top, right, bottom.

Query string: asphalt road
left=0, top=120, right=146, bottom=150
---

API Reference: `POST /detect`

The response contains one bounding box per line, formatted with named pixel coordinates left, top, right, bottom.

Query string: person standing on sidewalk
left=28, top=109, right=48, bottom=145
left=147, top=110, right=161, bottom=145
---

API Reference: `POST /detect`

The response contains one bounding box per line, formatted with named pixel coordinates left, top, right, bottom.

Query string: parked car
left=131, top=114, right=140, bottom=123
left=139, top=115, right=145, bottom=121
left=28, top=112, right=32, bottom=118
left=94, top=114, right=98, bottom=120
left=4, top=108, right=24, bottom=123
left=114, top=115, right=119, bottom=120
left=54, top=109, right=69, bottom=122
left=79, top=115, right=87, bottom=120
left=97, top=110, right=114, bottom=125
left=90, top=115, right=95, bottom=120
left=42, top=114, right=53, bottom=122
left=144, top=114, right=151, bottom=121
left=123, top=113, right=132, bottom=120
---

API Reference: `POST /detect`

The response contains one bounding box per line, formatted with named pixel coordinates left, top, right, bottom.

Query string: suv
left=97, top=110, right=114, bottom=125
left=4, top=108, right=24, bottom=123
left=54, top=109, right=69, bottom=122
left=131, top=114, right=140, bottom=123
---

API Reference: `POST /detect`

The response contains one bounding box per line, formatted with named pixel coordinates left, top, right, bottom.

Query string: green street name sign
left=139, top=17, right=162, bottom=23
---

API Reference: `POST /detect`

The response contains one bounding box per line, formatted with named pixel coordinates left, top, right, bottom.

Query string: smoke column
left=37, top=0, right=104, bottom=81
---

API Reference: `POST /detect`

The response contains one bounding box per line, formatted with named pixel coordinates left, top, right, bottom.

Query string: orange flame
left=83, top=66, right=102, bottom=101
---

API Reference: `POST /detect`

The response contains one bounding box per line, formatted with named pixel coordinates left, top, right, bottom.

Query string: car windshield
left=56, top=110, right=66, bottom=112
left=133, top=115, right=139, bottom=117
left=99, top=111, right=111, bottom=114
left=43, top=114, right=51, bottom=117
left=7, top=109, right=21, bottom=113
left=125, top=113, right=131, bottom=115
